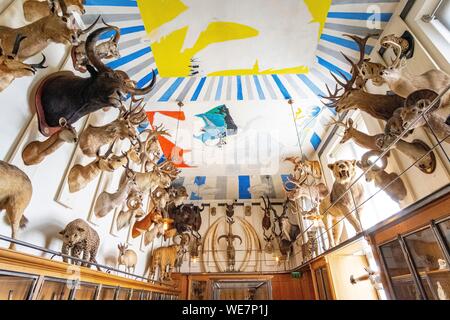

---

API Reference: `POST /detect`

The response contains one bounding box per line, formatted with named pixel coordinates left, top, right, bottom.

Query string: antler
left=382, top=40, right=404, bottom=69
left=101, top=18, right=121, bottom=44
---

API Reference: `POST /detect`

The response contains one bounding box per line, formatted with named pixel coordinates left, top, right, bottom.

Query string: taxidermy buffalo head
left=36, top=26, right=156, bottom=135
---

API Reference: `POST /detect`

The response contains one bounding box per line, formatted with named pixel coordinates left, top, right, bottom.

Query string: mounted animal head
left=356, top=150, right=388, bottom=183
left=359, top=60, right=386, bottom=87
left=225, top=203, right=235, bottom=218
left=38, top=26, right=156, bottom=129
left=401, top=89, right=440, bottom=130
left=328, top=160, right=357, bottom=184
left=42, top=0, right=86, bottom=45
left=169, top=186, right=188, bottom=207
left=329, top=117, right=356, bottom=144
left=0, top=35, right=47, bottom=91
left=321, top=34, right=376, bottom=112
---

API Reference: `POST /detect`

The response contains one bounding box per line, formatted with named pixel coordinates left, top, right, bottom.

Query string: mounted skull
left=35, top=26, right=156, bottom=137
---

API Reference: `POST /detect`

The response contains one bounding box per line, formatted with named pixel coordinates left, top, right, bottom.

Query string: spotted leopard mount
left=59, top=218, right=101, bottom=271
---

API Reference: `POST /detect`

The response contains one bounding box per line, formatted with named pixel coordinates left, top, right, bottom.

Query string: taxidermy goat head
left=36, top=26, right=156, bottom=134
left=0, top=35, right=46, bottom=92
left=72, top=19, right=121, bottom=73
left=23, top=0, right=85, bottom=22
left=356, top=150, right=407, bottom=203
left=0, top=1, right=97, bottom=60
left=68, top=141, right=127, bottom=193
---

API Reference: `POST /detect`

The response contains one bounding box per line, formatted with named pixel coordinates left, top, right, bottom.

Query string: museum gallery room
left=0, top=0, right=449, bottom=302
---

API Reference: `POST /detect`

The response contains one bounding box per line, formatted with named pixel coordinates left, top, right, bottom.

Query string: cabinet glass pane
left=380, top=240, right=419, bottom=299
left=98, top=286, right=116, bottom=300
left=405, top=227, right=450, bottom=300
left=321, top=267, right=333, bottom=300
left=73, top=283, right=97, bottom=300
left=438, top=219, right=450, bottom=250
left=130, top=290, right=142, bottom=300
left=37, top=279, right=71, bottom=300
left=0, top=274, right=35, bottom=300
left=314, top=269, right=326, bottom=300
left=116, top=288, right=131, bottom=300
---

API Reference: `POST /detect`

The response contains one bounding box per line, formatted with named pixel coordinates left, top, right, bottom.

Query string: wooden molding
left=0, top=248, right=179, bottom=294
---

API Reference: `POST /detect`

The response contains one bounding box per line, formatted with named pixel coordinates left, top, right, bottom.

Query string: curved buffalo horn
left=101, top=18, right=121, bottom=43
left=79, top=15, right=101, bottom=35
left=86, top=26, right=114, bottom=72
left=126, top=69, right=157, bottom=96
left=29, top=54, right=47, bottom=70
left=11, top=34, right=27, bottom=57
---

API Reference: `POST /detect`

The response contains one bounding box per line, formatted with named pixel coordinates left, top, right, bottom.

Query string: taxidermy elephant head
left=35, top=26, right=156, bottom=136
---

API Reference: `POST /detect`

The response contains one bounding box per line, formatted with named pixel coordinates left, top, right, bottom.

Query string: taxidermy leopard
left=59, top=219, right=101, bottom=270
left=301, top=230, right=318, bottom=263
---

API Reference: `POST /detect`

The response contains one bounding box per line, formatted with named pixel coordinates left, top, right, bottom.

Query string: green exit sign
left=291, top=272, right=301, bottom=278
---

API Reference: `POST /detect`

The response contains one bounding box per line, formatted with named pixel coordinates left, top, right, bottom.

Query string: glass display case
left=314, top=266, right=333, bottom=300
left=36, top=277, right=71, bottom=300
left=116, top=287, right=131, bottom=300
left=0, top=271, right=38, bottom=300
left=72, top=282, right=98, bottom=300
left=97, top=285, right=117, bottom=300
left=130, top=289, right=142, bottom=300
left=378, top=217, right=450, bottom=300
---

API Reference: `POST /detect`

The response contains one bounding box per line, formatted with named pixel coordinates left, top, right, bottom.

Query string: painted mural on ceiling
left=82, top=0, right=401, bottom=199
left=138, top=0, right=331, bottom=77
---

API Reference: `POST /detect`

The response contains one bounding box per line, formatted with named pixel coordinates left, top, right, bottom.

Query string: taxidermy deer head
left=36, top=26, right=156, bottom=134
left=321, top=34, right=405, bottom=121
left=0, top=35, right=46, bottom=92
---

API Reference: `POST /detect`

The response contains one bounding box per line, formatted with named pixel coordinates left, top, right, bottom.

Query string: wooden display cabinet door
left=36, top=277, right=72, bottom=300
left=130, top=289, right=142, bottom=300
left=72, top=282, right=98, bottom=300
left=0, top=272, right=37, bottom=300
left=97, top=286, right=117, bottom=300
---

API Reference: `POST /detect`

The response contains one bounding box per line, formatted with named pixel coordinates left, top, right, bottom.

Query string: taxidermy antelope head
left=356, top=150, right=407, bottom=203
left=36, top=26, right=156, bottom=134
left=72, top=19, right=121, bottom=73
left=138, top=125, right=171, bottom=171
left=0, top=35, right=47, bottom=92
left=23, top=0, right=86, bottom=23
left=22, top=118, right=77, bottom=165
left=94, top=168, right=138, bottom=218
left=68, top=141, right=126, bottom=193
left=78, top=98, right=146, bottom=157
left=0, top=0, right=96, bottom=60
left=117, top=191, right=145, bottom=231
left=321, top=34, right=405, bottom=121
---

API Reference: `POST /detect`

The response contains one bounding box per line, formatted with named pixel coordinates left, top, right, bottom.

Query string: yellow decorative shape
left=304, top=0, right=333, bottom=37
left=138, top=0, right=332, bottom=76
left=137, top=0, right=187, bottom=31
left=151, top=22, right=259, bottom=77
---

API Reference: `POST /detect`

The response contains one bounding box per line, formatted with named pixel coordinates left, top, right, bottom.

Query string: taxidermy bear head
left=328, top=160, right=357, bottom=184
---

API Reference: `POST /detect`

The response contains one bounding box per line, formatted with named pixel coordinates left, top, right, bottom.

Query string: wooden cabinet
left=369, top=191, right=450, bottom=300
left=0, top=248, right=179, bottom=300
left=0, top=271, right=37, bottom=300
left=310, top=257, right=335, bottom=300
